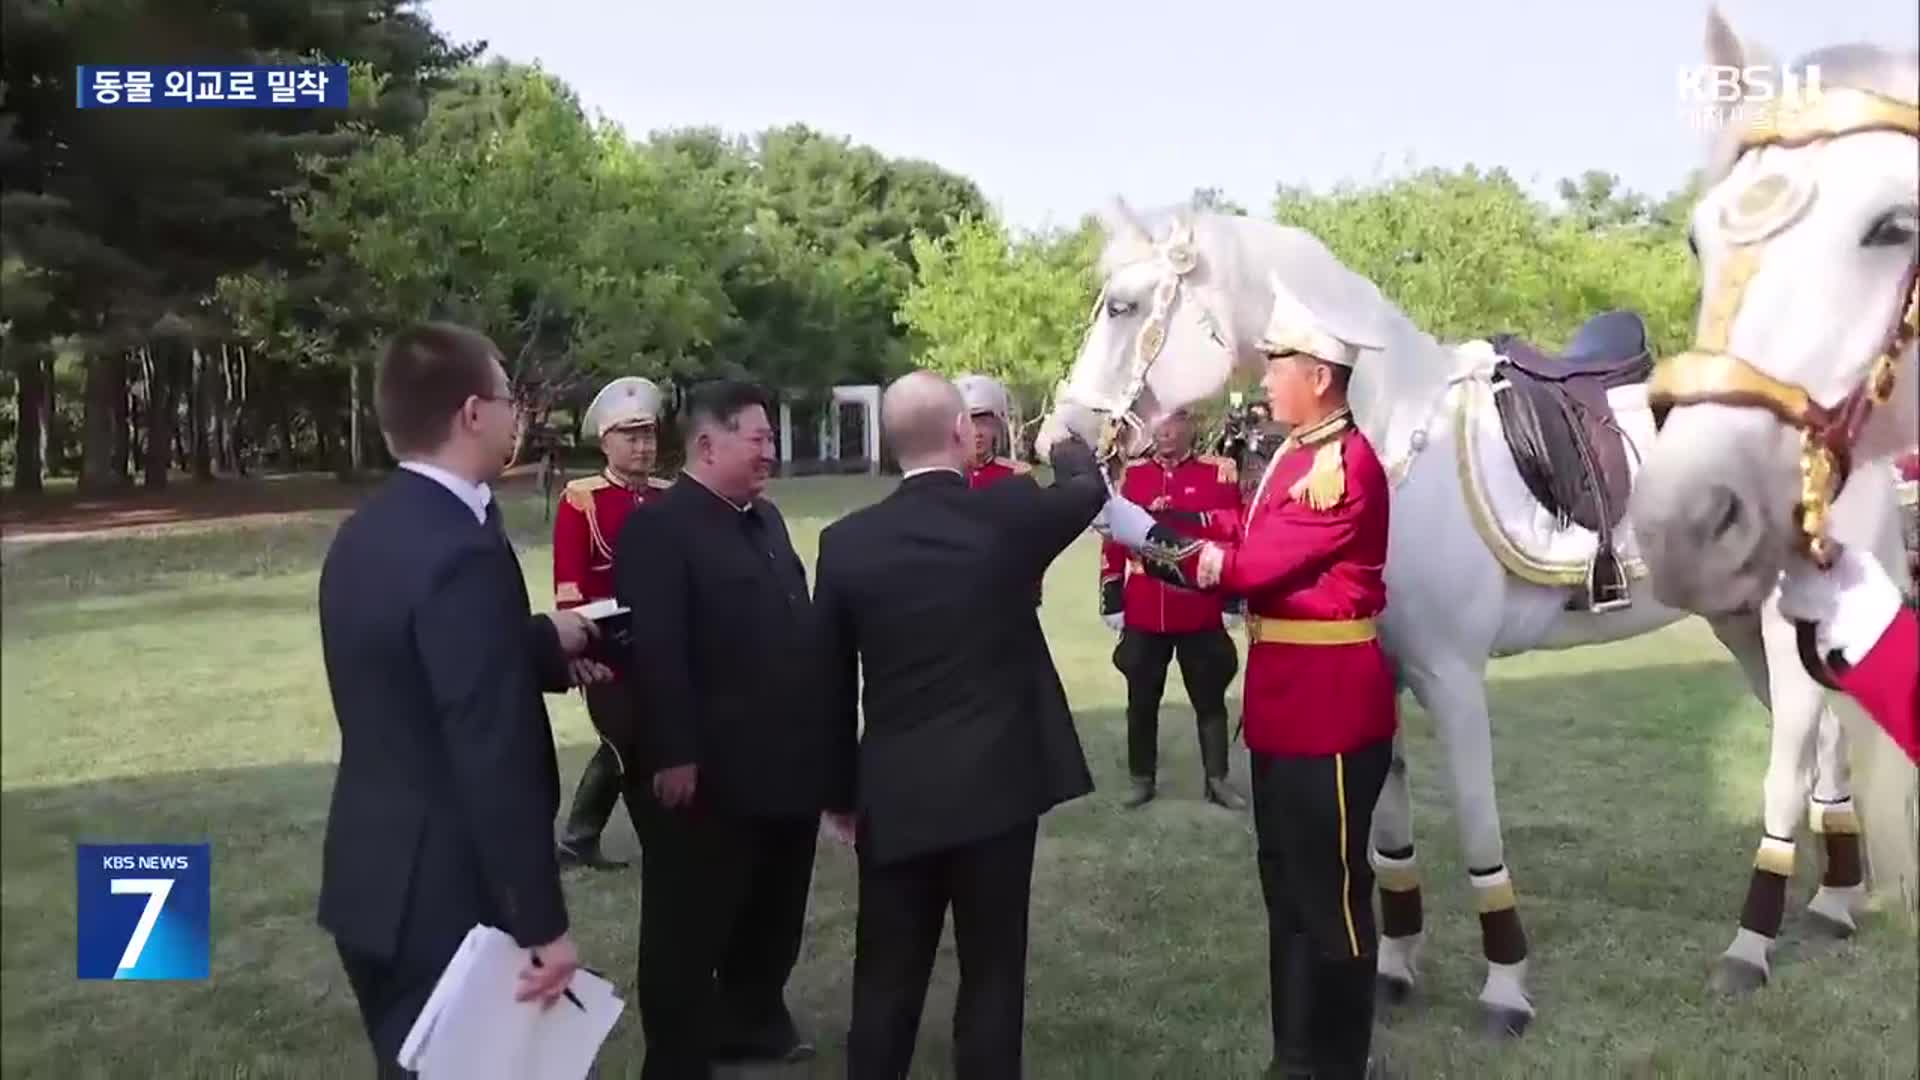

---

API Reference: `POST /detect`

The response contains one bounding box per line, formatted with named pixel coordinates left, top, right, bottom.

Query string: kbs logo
left=1676, top=64, right=1824, bottom=132
left=76, top=843, right=210, bottom=980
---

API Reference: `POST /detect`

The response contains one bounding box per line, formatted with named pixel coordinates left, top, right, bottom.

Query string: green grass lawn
left=2, top=474, right=1914, bottom=1078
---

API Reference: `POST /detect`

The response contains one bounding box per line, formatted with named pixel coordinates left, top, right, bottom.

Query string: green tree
left=897, top=215, right=1102, bottom=414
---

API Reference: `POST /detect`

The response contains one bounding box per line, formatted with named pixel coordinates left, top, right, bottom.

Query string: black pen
left=530, top=951, right=587, bottom=1011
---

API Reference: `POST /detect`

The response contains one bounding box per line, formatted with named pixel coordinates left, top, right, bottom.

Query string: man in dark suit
left=813, top=370, right=1105, bottom=1079
left=614, top=379, right=847, bottom=1079
left=316, top=323, right=606, bottom=1076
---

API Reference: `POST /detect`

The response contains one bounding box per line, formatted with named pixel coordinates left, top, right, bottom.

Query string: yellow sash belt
left=1246, top=616, right=1377, bottom=646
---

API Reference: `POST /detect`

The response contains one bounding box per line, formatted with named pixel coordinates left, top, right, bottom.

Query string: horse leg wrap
left=1810, top=797, right=1864, bottom=888
left=1371, top=846, right=1424, bottom=939
left=1740, top=838, right=1794, bottom=938
left=1370, top=846, right=1423, bottom=1000
left=1470, top=866, right=1528, bottom=966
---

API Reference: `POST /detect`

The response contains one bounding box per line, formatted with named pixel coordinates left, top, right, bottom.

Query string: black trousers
left=631, top=792, right=818, bottom=1080
left=560, top=683, right=634, bottom=851
left=1112, top=627, right=1239, bottom=780
left=335, top=940, right=429, bottom=1079
left=846, top=821, right=1039, bottom=1080
left=1250, top=739, right=1392, bottom=1078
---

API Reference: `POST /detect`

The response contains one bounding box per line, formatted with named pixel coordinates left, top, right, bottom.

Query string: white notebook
left=398, top=924, right=624, bottom=1079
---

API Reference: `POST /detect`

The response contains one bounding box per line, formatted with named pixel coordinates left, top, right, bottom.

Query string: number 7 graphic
left=110, top=878, right=174, bottom=972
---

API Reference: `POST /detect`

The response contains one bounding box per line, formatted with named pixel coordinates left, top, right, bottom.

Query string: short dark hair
left=1291, top=354, right=1352, bottom=396
left=680, top=379, right=772, bottom=445
left=375, top=323, right=503, bottom=457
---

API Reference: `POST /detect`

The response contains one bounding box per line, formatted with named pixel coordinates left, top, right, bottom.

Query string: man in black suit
left=814, top=370, right=1105, bottom=1079
left=615, top=379, right=847, bottom=1079
left=316, top=323, right=607, bottom=1076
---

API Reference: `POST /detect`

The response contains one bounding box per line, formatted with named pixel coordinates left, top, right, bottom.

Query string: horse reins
left=1646, top=85, right=1920, bottom=687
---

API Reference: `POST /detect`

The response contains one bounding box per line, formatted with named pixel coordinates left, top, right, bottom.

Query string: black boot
left=1198, top=711, right=1245, bottom=810
left=1123, top=776, right=1156, bottom=809
left=1308, top=953, right=1379, bottom=1079
left=1266, top=931, right=1313, bottom=1077
left=558, top=743, right=627, bottom=870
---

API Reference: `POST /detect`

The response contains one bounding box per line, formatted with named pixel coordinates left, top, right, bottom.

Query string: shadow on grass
left=1, top=661, right=1911, bottom=1078
left=2, top=589, right=324, bottom=641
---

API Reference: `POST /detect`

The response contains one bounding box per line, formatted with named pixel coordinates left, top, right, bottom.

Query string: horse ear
left=1704, top=7, right=1781, bottom=97
left=1700, top=7, right=1780, bottom=171
left=1101, top=196, right=1152, bottom=247
left=1704, top=6, right=1744, bottom=72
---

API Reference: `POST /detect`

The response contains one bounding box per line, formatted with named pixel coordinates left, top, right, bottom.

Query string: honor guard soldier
left=552, top=375, right=672, bottom=870
left=955, top=373, right=1029, bottom=488
left=1098, top=408, right=1247, bottom=811
left=1098, top=285, right=1396, bottom=1079
left=958, top=372, right=1048, bottom=608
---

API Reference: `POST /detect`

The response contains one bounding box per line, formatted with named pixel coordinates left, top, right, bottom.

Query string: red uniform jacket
left=1837, top=606, right=1918, bottom=763
left=966, top=456, right=1028, bottom=488
left=1138, top=412, right=1395, bottom=757
left=553, top=469, right=671, bottom=614
left=1100, top=453, right=1243, bottom=634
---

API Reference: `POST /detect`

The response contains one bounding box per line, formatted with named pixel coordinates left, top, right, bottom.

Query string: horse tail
left=1845, top=700, right=1919, bottom=926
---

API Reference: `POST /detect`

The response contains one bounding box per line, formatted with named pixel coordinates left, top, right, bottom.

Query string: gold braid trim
left=1288, top=439, right=1345, bottom=511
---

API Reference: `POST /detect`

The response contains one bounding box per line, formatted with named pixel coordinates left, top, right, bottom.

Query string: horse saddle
left=1488, top=310, right=1654, bottom=611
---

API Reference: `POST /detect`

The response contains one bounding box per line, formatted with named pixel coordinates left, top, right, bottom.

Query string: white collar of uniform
left=400, top=460, right=492, bottom=524
left=901, top=465, right=963, bottom=480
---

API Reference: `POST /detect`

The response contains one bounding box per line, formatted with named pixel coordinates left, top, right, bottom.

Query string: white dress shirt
left=400, top=461, right=492, bottom=524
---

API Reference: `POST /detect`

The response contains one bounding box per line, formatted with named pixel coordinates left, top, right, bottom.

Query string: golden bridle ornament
left=1054, top=217, right=1214, bottom=484
left=1646, top=85, right=1920, bottom=687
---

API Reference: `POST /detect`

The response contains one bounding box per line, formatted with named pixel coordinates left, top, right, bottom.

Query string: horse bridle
left=1052, top=218, right=1217, bottom=470
left=1646, top=85, right=1920, bottom=686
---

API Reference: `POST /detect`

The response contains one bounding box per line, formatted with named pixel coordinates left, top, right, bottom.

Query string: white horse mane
left=1098, top=202, right=1469, bottom=479
left=1706, top=42, right=1920, bottom=183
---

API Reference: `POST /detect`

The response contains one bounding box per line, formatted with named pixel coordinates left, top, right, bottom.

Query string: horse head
left=1037, top=200, right=1455, bottom=490
left=1631, top=9, right=1919, bottom=615
left=1035, top=199, right=1264, bottom=467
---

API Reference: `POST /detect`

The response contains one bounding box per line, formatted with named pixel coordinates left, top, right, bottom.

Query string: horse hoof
left=1478, top=1004, right=1531, bottom=1039
left=1375, top=974, right=1414, bottom=1008
left=1804, top=908, right=1856, bottom=940
left=1708, top=956, right=1768, bottom=997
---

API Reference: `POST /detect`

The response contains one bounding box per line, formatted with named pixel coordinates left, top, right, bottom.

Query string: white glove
left=1102, top=612, right=1125, bottom=633
left=1094, top=494, right=1157, bottom=550
left=1222, top=611, right=1243, bottom=632
left=1778, top=546, right=1904, bottom=666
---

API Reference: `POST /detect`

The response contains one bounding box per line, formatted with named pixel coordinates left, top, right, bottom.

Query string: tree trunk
left=80, top=355, right=119, bottom=492
left=12, top=347, right=46, bottom=494
left=231, top=346, right=249, bottom=476
left=113, top=352, right=133, bottom=485
left=144, top=342, right=178, bottom=489
left=191, top=347, right=214, bottom=481
left=346, top=361, right=364, bottom=479
left=274, top=374, right=296, bottom=471
left=214, top=344, right=232, bottom=473
left=45, top=357, right=67, bottom=476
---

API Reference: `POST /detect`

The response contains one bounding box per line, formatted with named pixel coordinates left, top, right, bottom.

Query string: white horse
left=1629, top=15, right=1919, bottom=920
left=1034, top=197, right=1903, bottom=1033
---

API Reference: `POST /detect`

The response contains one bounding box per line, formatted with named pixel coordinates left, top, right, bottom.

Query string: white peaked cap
left=954, top=373, right=1011, bottom=420
left=585, top=376, right=663, bottom=437
left=1255, top=270, right=1388, bottom=368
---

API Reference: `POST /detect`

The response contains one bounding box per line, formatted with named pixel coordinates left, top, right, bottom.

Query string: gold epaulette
left=1287, top=440, right=1345, bottom=511
left=646, top=475, right=673, bottom=490
left=1198, top=453, right=1238, bottom=485
left=997, top=456, right=1031, bottom=475
left=562, top=474, right=610, bottom=512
